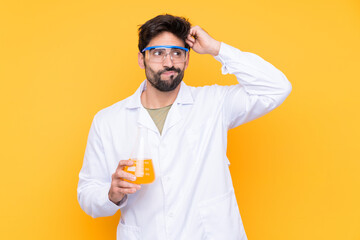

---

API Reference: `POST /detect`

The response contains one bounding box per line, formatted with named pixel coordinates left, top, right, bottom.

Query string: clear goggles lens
left=142, top=46, right=189, bottom=63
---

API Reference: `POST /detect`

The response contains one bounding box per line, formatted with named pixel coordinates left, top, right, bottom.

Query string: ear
left=138, top=52, right=145, bottom=69
left=184, top=52, right=190, bottom=70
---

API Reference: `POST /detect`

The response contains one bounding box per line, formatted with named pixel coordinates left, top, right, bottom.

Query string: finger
left=189, top=26, right=202, bottom=38
left=116, top=186, right=138, bottom=195
left=187, top=34, right=195, bottom=43
left=190, top=32, right=198, bottom=40
left=185, top=39, right=194, bottom=48
left=113, top=169, right=136, bottom=181
left=186, top=35, right=196, bottom=47
left=118, top=180, right=141, bottom=189
left=189, top=25, right=200, bottom=34
left=187, top=32, right=196, bottom=40
left=188, top=29, right=196, bottom=39
left=118, top=159, right=134, bottom=169
left=119, top=169, right=137, bottom=181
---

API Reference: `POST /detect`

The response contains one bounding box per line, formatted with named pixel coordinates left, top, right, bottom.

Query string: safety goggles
left=141, top=45, right=189, bottom=63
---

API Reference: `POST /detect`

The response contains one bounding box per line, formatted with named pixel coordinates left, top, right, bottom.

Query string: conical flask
left=124, top=126, right=155, bottom=184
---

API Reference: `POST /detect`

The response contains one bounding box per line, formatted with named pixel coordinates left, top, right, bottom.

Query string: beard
left=144, top=64, right=185, bottom=92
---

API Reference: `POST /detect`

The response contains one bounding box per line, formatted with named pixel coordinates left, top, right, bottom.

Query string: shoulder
left=93, top=96, right=132, bottom=124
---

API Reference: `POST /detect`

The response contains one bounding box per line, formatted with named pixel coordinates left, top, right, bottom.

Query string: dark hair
left=138, top=14, right=191, bottom=53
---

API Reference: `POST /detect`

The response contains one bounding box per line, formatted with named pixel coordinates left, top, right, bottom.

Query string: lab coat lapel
left=126, top=81, right=194, bottom=135
left=162, top=82, right=194, bottom=135
left=162, top=103, right=182, bottom=134
left=137, top=106, right=159, bottom=133
left=126, top=81, right=159, bottom=134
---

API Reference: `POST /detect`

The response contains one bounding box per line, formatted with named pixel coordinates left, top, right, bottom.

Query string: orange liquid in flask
left=124, top=159, right=155, bottom=184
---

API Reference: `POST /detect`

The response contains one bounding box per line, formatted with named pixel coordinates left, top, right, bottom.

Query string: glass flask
left=124, top=126, right=155, bottom=184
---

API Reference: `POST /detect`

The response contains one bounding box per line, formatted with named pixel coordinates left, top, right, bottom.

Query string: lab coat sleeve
left=214, top=42, right=292, bottom=129
left=77, top=114, right=127, bottom=218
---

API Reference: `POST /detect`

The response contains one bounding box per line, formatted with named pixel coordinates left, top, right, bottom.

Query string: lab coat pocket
left=198, top=190, right=246, bottom=240
left=117, top=222, right=142, bottom=240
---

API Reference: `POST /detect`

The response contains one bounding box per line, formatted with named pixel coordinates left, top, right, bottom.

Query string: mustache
left=158, top=67, right=181, bottom=74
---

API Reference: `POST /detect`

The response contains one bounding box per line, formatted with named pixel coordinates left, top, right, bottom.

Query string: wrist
left=210, top=40, right=221, bottom=56
left=115, top=194, right=127, bottom=206
left=108, top=191, right=125, bottom=205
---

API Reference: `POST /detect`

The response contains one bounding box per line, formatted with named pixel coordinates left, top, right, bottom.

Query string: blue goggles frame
left=141, top=45, right=189, bottom=53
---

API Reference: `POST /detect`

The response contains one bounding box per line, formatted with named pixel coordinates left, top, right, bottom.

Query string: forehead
left=147, top=32, right=184, bottom=48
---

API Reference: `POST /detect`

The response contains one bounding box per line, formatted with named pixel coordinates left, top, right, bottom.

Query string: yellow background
left=1, top=0, right=359, bottom=239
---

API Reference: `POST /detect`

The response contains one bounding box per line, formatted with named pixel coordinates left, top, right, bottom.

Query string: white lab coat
left=77, top=43, right=292, bottom=240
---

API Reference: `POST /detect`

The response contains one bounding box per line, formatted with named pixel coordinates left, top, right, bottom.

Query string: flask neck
left=131, top=126, right=151, bottom=160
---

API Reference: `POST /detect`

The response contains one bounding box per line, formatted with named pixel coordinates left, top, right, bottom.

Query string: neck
left=141, top=80, right=181, bottom=109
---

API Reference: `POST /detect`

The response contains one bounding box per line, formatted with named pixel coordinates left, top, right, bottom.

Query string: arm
left=77, top=114, right=140, bottom=218
left=186, top=26, right=292, bottom=129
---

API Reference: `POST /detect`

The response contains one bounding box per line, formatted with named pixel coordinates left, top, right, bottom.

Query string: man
left=78, top=14, right=292, bottom=240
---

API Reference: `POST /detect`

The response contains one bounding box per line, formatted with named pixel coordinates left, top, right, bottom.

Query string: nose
left=162, top=53, right=174, bottom=67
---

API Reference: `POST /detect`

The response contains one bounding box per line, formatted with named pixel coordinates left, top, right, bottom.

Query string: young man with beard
left=78, top=14, right=292, bottom=240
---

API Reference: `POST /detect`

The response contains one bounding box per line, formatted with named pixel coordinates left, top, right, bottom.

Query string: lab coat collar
left=125, top=81, right=194, bottom=109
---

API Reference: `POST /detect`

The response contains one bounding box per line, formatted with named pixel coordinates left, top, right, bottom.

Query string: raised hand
left=185, top=26, right=221, bottom=56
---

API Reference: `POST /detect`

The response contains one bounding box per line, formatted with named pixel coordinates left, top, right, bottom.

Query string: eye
left=151, top=49, right=165, bottom=56
left=172, top=50, right=183, bottom=57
